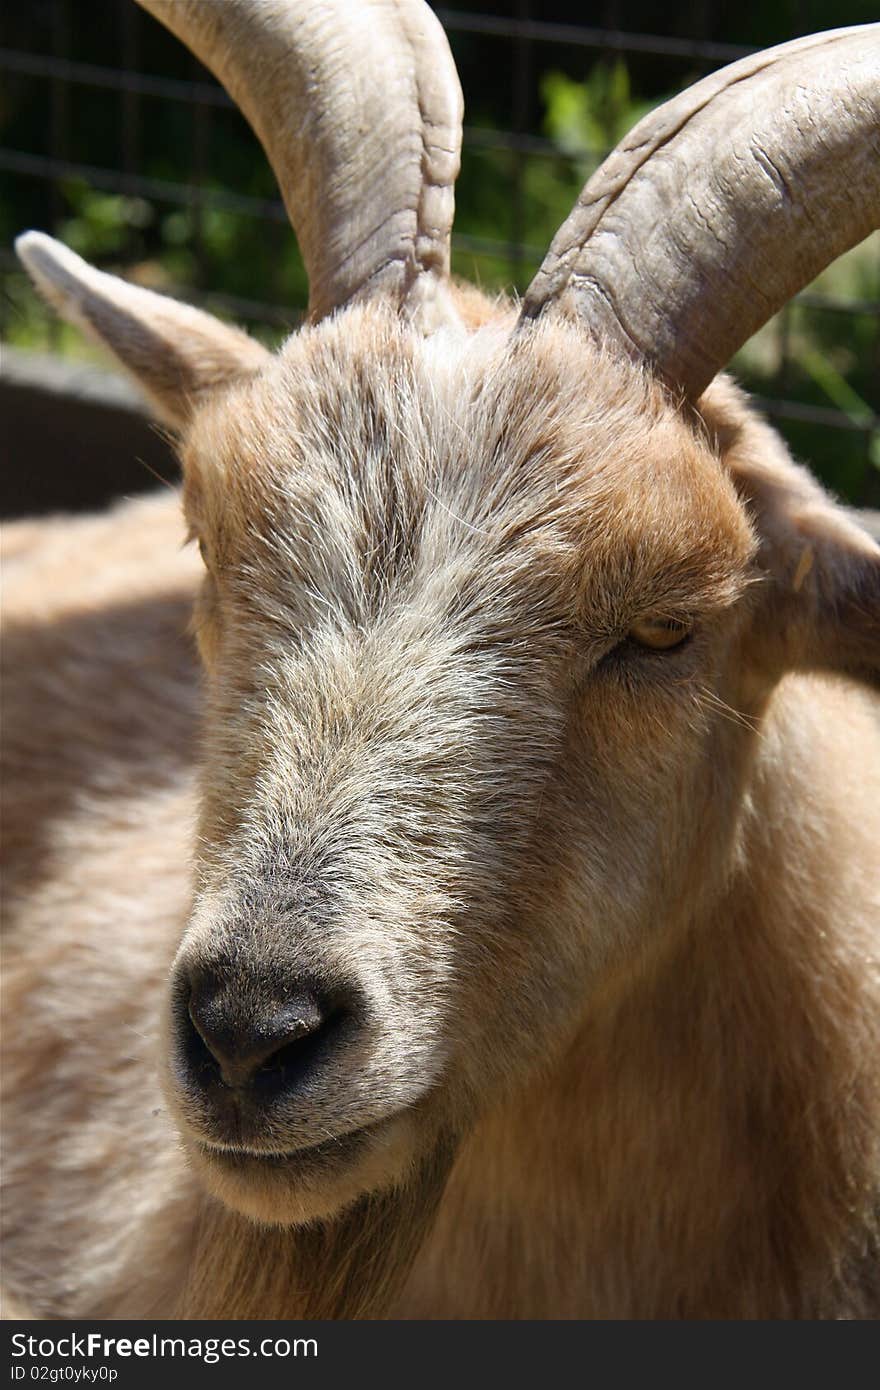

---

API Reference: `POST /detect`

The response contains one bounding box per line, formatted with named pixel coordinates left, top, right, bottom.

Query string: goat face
left=163, top=306, right=757, bottom=1224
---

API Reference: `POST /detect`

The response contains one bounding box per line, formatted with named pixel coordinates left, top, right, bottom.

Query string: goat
left=2, top=0, right=879, bottom=1320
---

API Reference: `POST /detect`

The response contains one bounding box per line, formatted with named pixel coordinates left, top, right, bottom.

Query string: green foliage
left=542, top=61, right=654, bottom=165
left=59, top=181, right=154, bottom=259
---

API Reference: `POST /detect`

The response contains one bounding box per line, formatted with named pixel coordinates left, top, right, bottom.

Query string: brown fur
left=2, top=288, right=878, bottom=1319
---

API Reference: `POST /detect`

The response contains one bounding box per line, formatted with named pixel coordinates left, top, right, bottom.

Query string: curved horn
left=136, top=0, right=463, bottom=325
left=520, top=25, right=880, bottom=399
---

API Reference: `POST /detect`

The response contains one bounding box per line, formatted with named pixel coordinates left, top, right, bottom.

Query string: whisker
left=134, top=453, right=177, bottom=492
left=694, top=685, right=761, bottom=735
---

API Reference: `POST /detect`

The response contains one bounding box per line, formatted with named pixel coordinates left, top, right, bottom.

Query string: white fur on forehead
left=187, top=304, right=666, bottom=497
left=183, top=304, right=752, bottom=612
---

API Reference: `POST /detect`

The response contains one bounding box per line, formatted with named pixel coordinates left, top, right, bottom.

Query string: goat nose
left=186, top=976, right=329, bottom=1089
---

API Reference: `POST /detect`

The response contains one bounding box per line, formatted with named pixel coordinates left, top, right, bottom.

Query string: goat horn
left=135, top=0, right=463, bottom=325
left=520, top=25, right=880, bottom=399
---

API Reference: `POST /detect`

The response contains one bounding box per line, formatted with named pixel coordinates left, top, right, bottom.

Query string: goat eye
left=627, top=617, right=693, bottom=651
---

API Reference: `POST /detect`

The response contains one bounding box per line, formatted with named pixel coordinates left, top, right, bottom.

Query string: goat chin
left=185, top=1113, right=424, bottom=1226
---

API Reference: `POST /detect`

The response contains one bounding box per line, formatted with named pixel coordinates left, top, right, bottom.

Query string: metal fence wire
left=1, top=0, right=878, bottom=505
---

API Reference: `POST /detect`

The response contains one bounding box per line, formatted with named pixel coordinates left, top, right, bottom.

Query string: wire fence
left=1, top=0, right=878, bottom=503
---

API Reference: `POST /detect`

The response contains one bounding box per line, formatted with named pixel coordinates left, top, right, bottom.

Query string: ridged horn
left=520, top=25, right=880, bottom=399
left=135, top=0, right=463, bottom=325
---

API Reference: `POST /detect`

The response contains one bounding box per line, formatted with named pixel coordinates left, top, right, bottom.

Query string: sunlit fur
left=2, top=295, right=878, bottom=1319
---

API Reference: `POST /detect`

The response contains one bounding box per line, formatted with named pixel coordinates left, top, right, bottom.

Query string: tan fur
left=2, top=289, right=878, bottom=1319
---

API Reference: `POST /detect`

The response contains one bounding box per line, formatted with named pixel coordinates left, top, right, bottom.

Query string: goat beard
left=177, top=1129, right=460, bottom=1319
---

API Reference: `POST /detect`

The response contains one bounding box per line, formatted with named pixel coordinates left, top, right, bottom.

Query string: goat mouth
left=196, top=1118, right=381, bottom=1175
left=174, top=1071, right=436, bottom=1197
left=189, top=1109, right=427, bottom=1224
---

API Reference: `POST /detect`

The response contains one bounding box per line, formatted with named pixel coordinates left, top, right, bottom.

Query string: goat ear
left=731, top=444, right=879, bottom=690
left=15, top=232, right=269, bottom=429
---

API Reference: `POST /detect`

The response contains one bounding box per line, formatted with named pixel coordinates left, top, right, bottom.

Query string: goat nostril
left=182, top=980, right=345, bottom=1093
left=252, top=1006, right=344, bottom=1078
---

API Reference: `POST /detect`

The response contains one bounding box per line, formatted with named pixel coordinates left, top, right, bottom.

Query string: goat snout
left=176, top=965, right=352, bottom=1110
